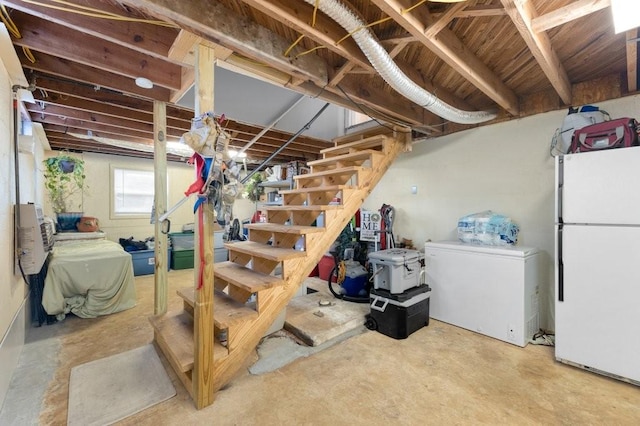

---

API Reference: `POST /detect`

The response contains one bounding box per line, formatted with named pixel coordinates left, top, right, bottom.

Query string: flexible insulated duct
left=304, top=0, right=497, bottom=124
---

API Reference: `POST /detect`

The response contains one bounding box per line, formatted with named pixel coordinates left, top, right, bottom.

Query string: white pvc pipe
left=304, top=0, right=497, bottom=125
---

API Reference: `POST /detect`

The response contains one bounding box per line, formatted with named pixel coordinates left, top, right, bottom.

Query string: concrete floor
left=3, top=269, right=640, bottom=425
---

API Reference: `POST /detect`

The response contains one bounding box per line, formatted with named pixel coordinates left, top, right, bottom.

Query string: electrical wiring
left=17, top=0, right=178, bottom=27
left=1, top=4, right=36, bottom=63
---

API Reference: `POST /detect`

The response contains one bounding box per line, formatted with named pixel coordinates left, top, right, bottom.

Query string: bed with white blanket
left=43, top=239, right=136, bottom=319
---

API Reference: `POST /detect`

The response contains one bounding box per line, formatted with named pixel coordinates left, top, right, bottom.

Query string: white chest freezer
left=424, top=241, right=542, bottom=347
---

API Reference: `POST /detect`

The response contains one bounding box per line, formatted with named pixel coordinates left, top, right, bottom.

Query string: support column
left=153, top=100, right=168, bottom=315
left=192, top=43, right=216, bottom=409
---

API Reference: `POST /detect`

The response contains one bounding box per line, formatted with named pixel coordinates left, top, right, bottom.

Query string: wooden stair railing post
left=153, top=100, right=168, bottom=315
left=192, top=42, right=216, bottom=409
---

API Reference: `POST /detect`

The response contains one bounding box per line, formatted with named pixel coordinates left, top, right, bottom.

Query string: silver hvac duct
left=304, top=0, right=497, bottom=125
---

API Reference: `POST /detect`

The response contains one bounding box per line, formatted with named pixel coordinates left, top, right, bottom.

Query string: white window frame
left=345, top=109, right=373, bottom=131
left=110, top=166, right=163, bottom=219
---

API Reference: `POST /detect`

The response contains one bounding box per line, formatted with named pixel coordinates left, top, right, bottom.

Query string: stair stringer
left=210, top=135, right=409, bottom=392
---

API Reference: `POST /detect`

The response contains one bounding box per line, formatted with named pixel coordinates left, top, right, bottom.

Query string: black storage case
left=367, top=285, right=431, bottom=339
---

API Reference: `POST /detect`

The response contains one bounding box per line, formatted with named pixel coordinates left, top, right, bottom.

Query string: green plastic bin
left=171, top=249, right=194, bottom=270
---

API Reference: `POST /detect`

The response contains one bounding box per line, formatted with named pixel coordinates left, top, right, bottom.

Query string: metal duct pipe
left=304, top=0, right=497, bottom=125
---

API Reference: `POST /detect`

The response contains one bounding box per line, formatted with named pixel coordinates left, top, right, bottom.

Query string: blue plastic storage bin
left=131, top=248, right=171, bottom=276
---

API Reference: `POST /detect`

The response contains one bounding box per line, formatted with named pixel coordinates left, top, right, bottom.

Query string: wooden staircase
left=150, top=128, right=411, bottom=409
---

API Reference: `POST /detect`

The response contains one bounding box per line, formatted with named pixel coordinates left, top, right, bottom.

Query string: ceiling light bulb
left=135, top=77, right=153, bottom=89
left=228, top=149, right=247, bottom=159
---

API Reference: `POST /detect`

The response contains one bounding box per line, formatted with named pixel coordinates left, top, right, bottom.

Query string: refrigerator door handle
left=556, top=155, right=564, bottom=224
left=558, top=225, right=564, bottom=302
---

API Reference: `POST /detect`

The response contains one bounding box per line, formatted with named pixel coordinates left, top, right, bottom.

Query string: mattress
left=43, top=239, right=136, bottom=319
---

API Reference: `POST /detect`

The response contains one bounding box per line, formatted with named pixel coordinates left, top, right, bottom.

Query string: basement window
left=111, top=167, right=158, bottom=218
left=345, top=109, right=373, bottom=131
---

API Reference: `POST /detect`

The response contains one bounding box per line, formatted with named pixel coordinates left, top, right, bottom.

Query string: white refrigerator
left=555, top=147, right=640, bottom=385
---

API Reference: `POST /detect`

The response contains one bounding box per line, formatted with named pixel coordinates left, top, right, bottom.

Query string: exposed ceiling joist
left=501, top=0, right=572, bottom=105
left=21, top=50, right=172, bottom=100
left=532, top=0, right=612, bottom=34
left=238, top=0, right=471, bottom=116
left=371, top=0, right=520, bottom=116
left=455, top=5, right=507, bottom=18
left=2, top=0, right=633, bottom=162
left=424, top=0, right=470, bottom=39
left=129, top=0, right=329, bottom=86
left=11, top=11, right=182, bottom=90
left=2, top=0, right=179, bottom=60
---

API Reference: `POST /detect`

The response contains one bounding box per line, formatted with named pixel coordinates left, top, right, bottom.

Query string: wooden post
left=192, top=43, right=216, bottom=409
left=153, top=100, right=168, bottom=315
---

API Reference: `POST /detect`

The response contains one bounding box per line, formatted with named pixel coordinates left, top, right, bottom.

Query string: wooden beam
left=626, top=29, right=638, bottom=93
left=131, top=0, right=328, bottom=86
left=239, top=0, right=372, bottom=72
left=3, top=0, right=177, bottom=57
left=32, top=74, right=193, bottom=120
left=11, top=11, right=183, bottom=90
left=25, top=102, right=184, bottom=137
left=47, top=135, right=187, bottom=161
left=372, top=0, right=519, bottom=116
left=168, top=30, right=236, bottom=102
left=192, top=43, right=216, bottom=410
left=21, top=51, right=171, bottom=101
left=40, top=121, right=160, bottom=145
left=455, top=5, right=507, bottom=18
left=501, top=0, right=572, bottom=105
left=239, top=0, right=470, bottom=117
left=379, top=33, right=418, bottom=44
left=532, top=0, right=611, bottom=34
left=32, top=91, right=191, bottom=130
left=424, top=1, right=471, bottom=39
left=153, top=100, right=168, bottom=315
left=169, top=30, right=234, bottom=66
left=328, top=62, right=356, bottom=87
left=388, top=41, right=410, bottom=59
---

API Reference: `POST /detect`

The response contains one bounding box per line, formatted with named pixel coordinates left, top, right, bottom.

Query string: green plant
left=243, top=172, right=265, bottom=202
left=42, top=154, right=87, bottom=214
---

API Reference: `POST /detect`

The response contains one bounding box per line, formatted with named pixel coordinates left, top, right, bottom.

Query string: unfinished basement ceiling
left=2, top=0, right=634, bottom=162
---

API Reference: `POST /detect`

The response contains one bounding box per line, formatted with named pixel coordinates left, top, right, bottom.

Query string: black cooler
left=366, top=284, right=431, bottom=339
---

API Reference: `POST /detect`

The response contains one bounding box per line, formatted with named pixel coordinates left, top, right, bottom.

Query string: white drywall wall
left=364, top=94, right=640, bottom=332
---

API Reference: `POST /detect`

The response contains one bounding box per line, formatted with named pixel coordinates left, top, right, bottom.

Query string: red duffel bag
left=569, top=117, right=639, bottom=153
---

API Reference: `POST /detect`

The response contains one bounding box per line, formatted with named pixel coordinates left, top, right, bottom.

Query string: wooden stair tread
left=307, top=149, right=381, bottom=166
left=214, top=261, right=284, bottom=292
left=279, top=184, right=350, bottom=195
left=149, top=310, right=228, bottom=373
left=331, top=125, right=408, bottom=145
left=244, top=223, right=324, bottom=234
left=321, top=135, right=389, bottom=155
left=293, top=166, right=364, bottom=180
left=224, top=241, right=307, bottom=261
left=263, top=204, right=342, bottom=211
left=177, top=287, right=259, bottom=328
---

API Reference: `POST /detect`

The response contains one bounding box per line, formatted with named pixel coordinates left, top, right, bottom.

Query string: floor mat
left=67, top=344, right=175, bottom=426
